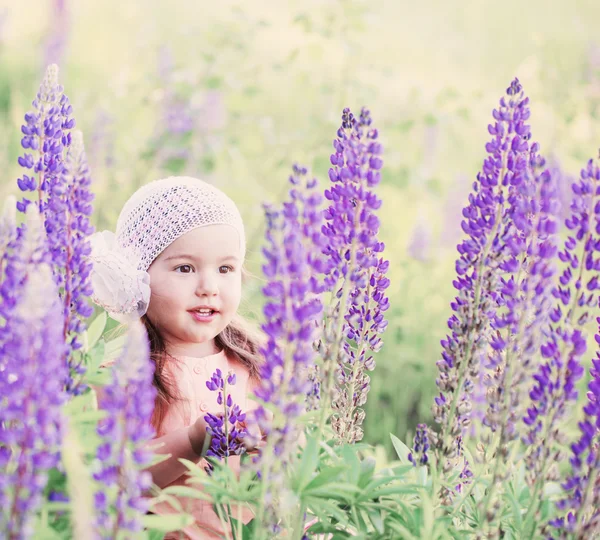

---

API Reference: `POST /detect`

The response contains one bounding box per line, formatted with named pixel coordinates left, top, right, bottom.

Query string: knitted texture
left=116, top=176, right=246, bottom=271
left=87, top=176, right=246, bottom=321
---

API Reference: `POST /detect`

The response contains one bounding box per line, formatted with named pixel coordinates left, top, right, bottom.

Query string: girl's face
left=146, top=224, right=243, bottom=358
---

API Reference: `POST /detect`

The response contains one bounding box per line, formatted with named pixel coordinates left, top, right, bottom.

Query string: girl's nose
left=195, top=272, right=218, bottom=296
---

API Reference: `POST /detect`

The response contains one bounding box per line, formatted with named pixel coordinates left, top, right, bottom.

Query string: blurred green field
left=1, top=0, right=600, bottom=457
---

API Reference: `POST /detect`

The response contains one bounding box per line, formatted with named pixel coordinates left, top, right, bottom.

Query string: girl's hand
left=238, top=419, right=266, bottom=455
left=187, top=415, right=265, bottom=457
left=187, top=415, right=209, bottom=457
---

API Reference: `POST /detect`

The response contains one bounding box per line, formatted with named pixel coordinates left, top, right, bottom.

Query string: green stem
left=317, top=238, right=358, bottom=443
left=341, top=279, right=371, bottom=445
left=479, top=242, right=532, bottom=523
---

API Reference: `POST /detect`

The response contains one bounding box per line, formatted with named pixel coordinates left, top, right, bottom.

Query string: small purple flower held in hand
left=204, top=368, right=248, bottom=473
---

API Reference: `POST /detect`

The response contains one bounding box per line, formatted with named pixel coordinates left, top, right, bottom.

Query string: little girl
left=89, top=176, right=264, bottom=539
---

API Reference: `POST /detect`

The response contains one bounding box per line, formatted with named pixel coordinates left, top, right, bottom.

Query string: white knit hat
left=87, top=176, right=246, bottom=322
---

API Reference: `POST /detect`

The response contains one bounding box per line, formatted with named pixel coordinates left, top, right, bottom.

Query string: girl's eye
left=219, top=265, right=234, bottom=274
left=175, top=264, right=194, bottom=274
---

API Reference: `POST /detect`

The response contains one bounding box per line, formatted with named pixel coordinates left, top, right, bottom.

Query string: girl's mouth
left=189, top=309, right=218, bottom=322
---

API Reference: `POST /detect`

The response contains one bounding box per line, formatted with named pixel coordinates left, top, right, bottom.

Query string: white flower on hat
left=88, top=230, right=151, bottom=323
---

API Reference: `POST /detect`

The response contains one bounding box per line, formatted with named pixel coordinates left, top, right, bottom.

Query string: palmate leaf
left=301, top=465, right=348, bottom=494
left=304, top=495, right=351, bottom=526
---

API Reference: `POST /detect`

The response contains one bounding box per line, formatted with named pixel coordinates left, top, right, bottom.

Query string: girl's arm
left=92, top=379, right=205, bottom=489
left=142, top=423, right=205, bottom=489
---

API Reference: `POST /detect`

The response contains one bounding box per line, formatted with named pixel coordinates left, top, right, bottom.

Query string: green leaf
left=104, top=333, right=127, bottom=358
left=305, top=497, right=350, bottom=525
left=390, top=433, right=412, bottom=465
left=385, top=520, right=418, bottom=539
left=373, top=484, right=419, bottom=498
left=294, top=433, right=319, bottom=491
left=504, top=486, right=523, bottom=532
left=357, top=457, right=376, bottom=489
left=305, top=482, right=361, bottom=501
left=357, top=475, right=396, bottom=501
left=229, top=516, right=258, bottom=540
left=146, top=530, right=165, bottom=540
left=141, top=513, right=195, bottom=531
left=161, top=485, right=212, bottom=501
left=302, top=466, right=347, bottom=493
left=340, top=445, right=361, bottom=486
left=85, top=311, right=107, bottom=352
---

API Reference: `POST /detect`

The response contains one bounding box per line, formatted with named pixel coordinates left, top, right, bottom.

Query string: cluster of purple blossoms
left=433, top=79, right=537, bottom=473
left=408, top=424, right=430, bottom=466
left=16, top=64, right=95, bottom=395
left=203, top=368, right=248, bottom=474
left=320, top=107, right=390, bottom=445
left=252, top=164, right=325, bottom=531
left=483, top=147, right=559, bottom=445
left=549, top=316, right=600, bottom=536
left=522, top=158, right=600, bottom=494
left=93, top=321, right=156, bottom=538
left=0, top=207, right=68, bottom=539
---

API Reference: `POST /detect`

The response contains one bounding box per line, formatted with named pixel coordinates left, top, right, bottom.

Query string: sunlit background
left=1, top=0, right=600, bottom=458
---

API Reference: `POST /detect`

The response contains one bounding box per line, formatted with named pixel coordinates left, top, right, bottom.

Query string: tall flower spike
left=519, top=157, right=600, bottom=537
left=433, top=79, right=533, bottom=475
left=0, top=206, right=68, bottom=539
left=320, top=107, right=390, bottom=445
left=252, top=164, right=324, bottom=534
left=477, top=140, right=559, bottom=526
left=16, top=65, right=94, bottom=395
left=483, top=148, right=558, bottom=441
left=92, top=321, right=156, bottom=538
left=550, top=315, right=600, bottom=536
left=59, top=131, right=95, bottom=394
left=17, top=64, right=75, bottom=215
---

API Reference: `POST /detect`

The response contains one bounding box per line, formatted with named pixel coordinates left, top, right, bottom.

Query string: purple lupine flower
left=454, top=435, right=473, bottom=494
left=0, top=206, right=68, bottom=539
left=16, top=66, right=94, bottom=395
left=408, top=424, right=430, bottom=466
left=93, top=321, right=156, bottom=538
left=203, top=368, right=247, bottom=474
left=547, top=155, right=576, bottom=229
left=523, top=159, right=600, bottom=486
left=483, top=147, right=559, bottom=443
left=16, top=64, right=75, bottom=215
left=434, top=79, right=534, bottom=474
left=320, top=107, right=390, bottom=445
left=42, top=0, right=69, bottom=72
left=550, top=316, right=600, bottom=536
left=58, top=131, right=95, bottom=394
left=252, top=164, right=325, bottom=532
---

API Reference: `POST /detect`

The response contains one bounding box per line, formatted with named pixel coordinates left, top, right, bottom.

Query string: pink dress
left=144, top=350, right=257, bottom=540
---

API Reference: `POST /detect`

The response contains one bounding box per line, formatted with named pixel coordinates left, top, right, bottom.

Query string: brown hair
left=142, top=311, right=265, bottom=434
